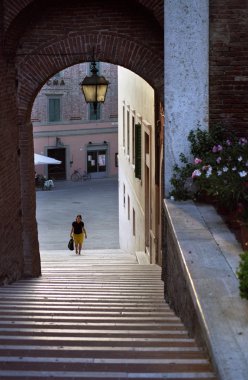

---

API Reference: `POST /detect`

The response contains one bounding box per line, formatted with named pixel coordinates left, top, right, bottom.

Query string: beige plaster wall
left=118, top=67, right=155, bottom=258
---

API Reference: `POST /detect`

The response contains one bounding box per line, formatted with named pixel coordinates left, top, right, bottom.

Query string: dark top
left=72, top=221, right=84, bottom=234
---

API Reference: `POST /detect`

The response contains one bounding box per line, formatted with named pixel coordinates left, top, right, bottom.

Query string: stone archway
left=0, top=0, right=164, bottom=282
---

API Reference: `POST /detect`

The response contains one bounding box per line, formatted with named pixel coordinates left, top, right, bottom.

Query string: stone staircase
left=0, top=249, right=217, bottom=379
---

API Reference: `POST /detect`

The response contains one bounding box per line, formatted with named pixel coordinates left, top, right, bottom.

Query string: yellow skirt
left=73, top=233, right=84, bottom=245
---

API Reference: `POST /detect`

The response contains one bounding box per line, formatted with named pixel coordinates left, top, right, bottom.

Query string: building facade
left=118, top=67, right=159, bottom=263
left=32, top=63, right=118, bottom=180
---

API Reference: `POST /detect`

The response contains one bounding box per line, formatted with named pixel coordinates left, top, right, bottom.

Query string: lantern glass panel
left=81, top=85, right=97, bottom=103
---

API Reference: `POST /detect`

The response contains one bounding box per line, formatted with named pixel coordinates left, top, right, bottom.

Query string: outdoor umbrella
left=34, top=153, right=62, bottom=165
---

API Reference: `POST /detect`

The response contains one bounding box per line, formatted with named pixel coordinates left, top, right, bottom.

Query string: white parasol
left=34, top=153, right=62, bottom=165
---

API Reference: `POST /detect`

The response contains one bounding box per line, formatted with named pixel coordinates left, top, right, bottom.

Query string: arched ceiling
left=3, top=0, right=163, bottom=34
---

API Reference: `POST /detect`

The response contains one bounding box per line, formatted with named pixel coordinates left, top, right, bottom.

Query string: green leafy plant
left=237, top=251, right=248, bottom=300
left=188, top=124, right=227, bottom=157
left=170, top=154, right=195, bottom=200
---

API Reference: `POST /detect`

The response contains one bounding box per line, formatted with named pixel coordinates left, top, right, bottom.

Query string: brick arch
left=17, top=33, right=163, bottom=123
left=2, top=0, right=164, bottom=280
left=4, top=0, right=163, bottom=61
left=3, top=0, right=163, bottom=34
left=12, top=0, right=163, bottom=123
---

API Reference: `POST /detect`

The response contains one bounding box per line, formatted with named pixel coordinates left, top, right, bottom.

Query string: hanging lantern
left=80, top=61, right=109, bottom=113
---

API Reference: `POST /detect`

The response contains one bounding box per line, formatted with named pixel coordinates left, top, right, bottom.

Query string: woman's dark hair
left=77, top=214, right=82, bottom=219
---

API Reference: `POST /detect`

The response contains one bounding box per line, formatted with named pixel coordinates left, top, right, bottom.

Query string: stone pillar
left=164, top=0, right=209, bottom=195
left=19, top=121, right=41, bottom=277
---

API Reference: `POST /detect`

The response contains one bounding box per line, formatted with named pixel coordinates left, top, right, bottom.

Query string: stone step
left=0, top=250, right=217, bottom=380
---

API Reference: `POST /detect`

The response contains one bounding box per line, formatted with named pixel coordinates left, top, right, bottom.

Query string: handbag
left=68, top=238, right=74, bottom=251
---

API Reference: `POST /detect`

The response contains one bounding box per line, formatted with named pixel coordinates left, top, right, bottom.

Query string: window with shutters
left=133, top=208, right=136, bottom=236
left=135, top=123, right=142, bottom=179
left=128, top=195, right=130, bottom=220
left=122, top=105, right=125, bottom=147
left=127, top=110, right=130, bottom=156
left=89, top=103, right=101, bottom=120
left=123, top=184, right=126, bottom=208
left=132, top=115, right=135, bottom=164
left=48, top=97, right=61, bottom=122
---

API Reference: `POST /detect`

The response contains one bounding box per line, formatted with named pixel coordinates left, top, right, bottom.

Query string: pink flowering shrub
left=170, top=126, right=248, bottom=210
left=191, top=136, right=248, bottom=208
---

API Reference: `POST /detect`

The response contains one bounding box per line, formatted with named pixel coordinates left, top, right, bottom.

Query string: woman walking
left=70, top=214, right=87, bottom=255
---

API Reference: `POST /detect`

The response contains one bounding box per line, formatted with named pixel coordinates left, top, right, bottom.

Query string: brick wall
left=20, top=120, right=41, bottom=278
left=210, top=0, right=248, bottom=135
left=0, top=59, right=24, bottom=283
left=3, top=0, right=163, bottom=32
left=0, top=0, right=24, bottom=283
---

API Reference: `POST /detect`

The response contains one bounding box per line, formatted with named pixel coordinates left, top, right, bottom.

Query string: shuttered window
left=132, top=116, right=135, bottom=164
left=48, top=98, right=61, bottom=122
left=123, top=106, right=125, bottom=147
left=89, top=103, right=101, bottom=120
left=127, top=110, right=130, bottom=155
left=135, top=123, right=142, bottom=179
left=133, top=208, right=136, bottom=236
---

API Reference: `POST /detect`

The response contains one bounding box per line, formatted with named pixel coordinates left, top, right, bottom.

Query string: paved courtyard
left=36, top=177, right=119, bottom=251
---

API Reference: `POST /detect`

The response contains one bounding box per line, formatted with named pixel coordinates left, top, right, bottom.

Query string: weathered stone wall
left=164, top=0, right=209, bottom=195
left=161, top=208, right=206, bottom=349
